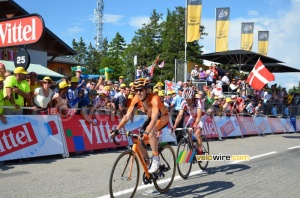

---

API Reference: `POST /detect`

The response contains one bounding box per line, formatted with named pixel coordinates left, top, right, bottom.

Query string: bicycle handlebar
left=110, top=130, right=148, bottom=145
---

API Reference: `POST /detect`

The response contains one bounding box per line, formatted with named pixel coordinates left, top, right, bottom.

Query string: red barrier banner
left=61, top=115, right=128, bottom=153
left=202, top=114, right=221, bottom=139
left=236, top=116, right=260, bottom=136
left=267, top=118, right=285, bottom=133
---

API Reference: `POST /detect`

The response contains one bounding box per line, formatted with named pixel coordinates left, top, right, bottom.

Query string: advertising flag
left=258, top=31, right=269, bottom=56
left=246, top=59, right=275, bottom=90
left=241, top=22, right=254, bottom=51
left=187, top=0, right=202, bottom=42
left=215, top=7, right=230, bottom=52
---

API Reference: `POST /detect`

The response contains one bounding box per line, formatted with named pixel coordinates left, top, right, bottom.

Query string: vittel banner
left=0, top=115, right=67, bottom=161
left=0, top=14, right=44, bottom=48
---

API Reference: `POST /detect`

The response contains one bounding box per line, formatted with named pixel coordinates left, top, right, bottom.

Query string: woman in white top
left=33, top=76, right=53, bottom=115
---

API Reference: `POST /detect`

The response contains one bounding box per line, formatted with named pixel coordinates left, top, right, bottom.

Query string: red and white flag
left=246, top=59, right=275, bottom=90
left=147, top=54, right=160, bottom=77
left=158, top=61, right=165, bottom=68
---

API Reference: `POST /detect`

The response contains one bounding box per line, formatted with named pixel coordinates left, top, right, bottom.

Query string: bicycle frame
left=130, top=136, right=151, bottom=180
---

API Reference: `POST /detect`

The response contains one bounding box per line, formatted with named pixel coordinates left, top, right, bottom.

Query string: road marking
left=287, top=145, right=300, bottom=150
left=98, top=170, right=203, bottom=198
left=229, top=151, right=277, bottom=164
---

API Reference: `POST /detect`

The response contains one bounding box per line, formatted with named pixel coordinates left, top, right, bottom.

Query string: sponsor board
left=0, top=115, right=66, bottom=161
left=213, top=116, right=242, bottom=138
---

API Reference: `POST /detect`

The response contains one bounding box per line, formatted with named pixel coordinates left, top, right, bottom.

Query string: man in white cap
left=190, top=65, right=199, bottom=82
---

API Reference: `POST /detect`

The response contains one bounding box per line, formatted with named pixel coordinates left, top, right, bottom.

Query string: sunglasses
left=91, top=83, right=96, bottom=86
left=135, top=89, right=144, bottom=93
left=43, top=81, right=51, bottom=84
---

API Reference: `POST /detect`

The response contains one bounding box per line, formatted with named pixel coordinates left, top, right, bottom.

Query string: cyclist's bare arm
left=193, top=109, right=202, bottom=128
left=116, top=105, right=135, bottom=130
left=173, top=109, right=184, bottom=129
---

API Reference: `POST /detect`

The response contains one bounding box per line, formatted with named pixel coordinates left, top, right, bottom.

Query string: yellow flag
left=187, top=0, right=202, bottom=42
left=215, top=7, right=230, bottom=52
left=241, top=22, right=254, bottom=51
left=258, top=31, right=269, bottom=56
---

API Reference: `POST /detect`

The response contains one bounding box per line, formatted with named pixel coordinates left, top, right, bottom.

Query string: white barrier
left=0, top=115, right=68, bottom=162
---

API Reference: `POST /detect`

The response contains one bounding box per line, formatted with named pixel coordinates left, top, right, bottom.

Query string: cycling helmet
left=182, top=88, right=194, bottom=99
left=133, top=78, right=150, bottom=89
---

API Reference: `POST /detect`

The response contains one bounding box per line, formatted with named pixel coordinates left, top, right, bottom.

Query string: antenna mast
left=94, top=0, right=104, bottom=52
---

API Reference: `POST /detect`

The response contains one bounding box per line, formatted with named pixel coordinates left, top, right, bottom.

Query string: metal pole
left=184, top=0, right=188, bottom=82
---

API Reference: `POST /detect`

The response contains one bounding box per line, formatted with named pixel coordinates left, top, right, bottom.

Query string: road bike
left=109, top=129, right=176, bottom=197
left=174, top=127, right=209, bottom=179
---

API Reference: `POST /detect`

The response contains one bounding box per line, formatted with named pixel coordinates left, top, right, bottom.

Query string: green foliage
left=71, top=6, right=206, bottom=83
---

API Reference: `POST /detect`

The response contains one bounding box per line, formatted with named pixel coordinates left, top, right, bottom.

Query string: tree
left=72, top=37, right=87, bottom=63
left=104, top=32, right=127, bottom=80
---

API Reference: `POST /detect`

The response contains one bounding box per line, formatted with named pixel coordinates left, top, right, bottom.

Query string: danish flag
left=246, top=59, right=275, bottom=90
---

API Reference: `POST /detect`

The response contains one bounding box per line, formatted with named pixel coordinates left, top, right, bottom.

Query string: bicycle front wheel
left=153, top=144, right=176, bottom=193
left=176, top=138, right=193, bottom=179
left=198, top=135, right=209, bottom=170
left=109, top=150, right=140, bottom=198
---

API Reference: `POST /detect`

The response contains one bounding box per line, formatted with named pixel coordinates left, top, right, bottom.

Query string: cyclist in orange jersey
left=112, top=78, right=169, bottom=173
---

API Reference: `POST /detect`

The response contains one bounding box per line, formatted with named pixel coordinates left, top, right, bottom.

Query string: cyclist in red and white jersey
left=172, top=88, right=204, bottom=154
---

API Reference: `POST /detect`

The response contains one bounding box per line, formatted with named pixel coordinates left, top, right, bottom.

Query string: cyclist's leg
left=195, top=117, right=204, bottom=152
left=148, top=114, right=169, bottom=173
left=140, top=117, right=151, bottom=160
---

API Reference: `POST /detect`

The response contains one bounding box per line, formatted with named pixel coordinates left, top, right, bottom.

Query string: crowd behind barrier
left=1, top=62, right=300, bottom=162
left=0, top=112, right=299, bottom=162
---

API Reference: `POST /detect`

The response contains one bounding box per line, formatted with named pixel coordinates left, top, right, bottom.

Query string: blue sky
left=14, top=0, right=300, bottom=89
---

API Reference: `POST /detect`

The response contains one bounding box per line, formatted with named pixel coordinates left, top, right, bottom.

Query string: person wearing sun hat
left=67, top=76, right=84, bottom=109
left=119, top=76, right=124, bottom=84
left=32, top=76, right=53, bottom=115
left=75, top=67, right=85, bottom=89
left=78, top=89, right=100, bottom=124
left=3, top=67, right=30, bottom=115
left=51, top=81, right=69, bottom=115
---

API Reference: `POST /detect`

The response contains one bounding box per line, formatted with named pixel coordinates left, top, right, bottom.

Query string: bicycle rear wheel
left=176, top=138, right=193, bottom=179
left=109, top=150, right=140, bottom=198
left=198, top=135, right=209, bottom=170
left=153, top=144, right=176, bottom=193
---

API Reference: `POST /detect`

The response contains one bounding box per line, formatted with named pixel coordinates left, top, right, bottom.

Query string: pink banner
left=267, top=118, right=285, bottom=133
left=236, top=116, right=259, bottom=136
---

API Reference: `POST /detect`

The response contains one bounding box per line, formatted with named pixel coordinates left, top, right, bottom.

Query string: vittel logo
left=0, top=123, right=38, bottom=157
left=79, top=120, right=127, bottom=144
left=0, top=15, right=44, bottom=48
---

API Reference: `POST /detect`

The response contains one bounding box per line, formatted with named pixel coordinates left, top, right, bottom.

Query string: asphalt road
left=1, top=133, right=300, bottom=198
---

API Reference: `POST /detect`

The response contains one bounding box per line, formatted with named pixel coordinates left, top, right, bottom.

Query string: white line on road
left=287, top=145, right=300, bottom=150
left=229, top=151, right=278, bottom=164
left=98, top=170, right=203, bottom=198
left=99, top=151, right=279, bottom=197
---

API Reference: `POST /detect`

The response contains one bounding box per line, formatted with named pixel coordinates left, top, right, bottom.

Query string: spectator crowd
left=0, top=61, right=298, bottom=125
